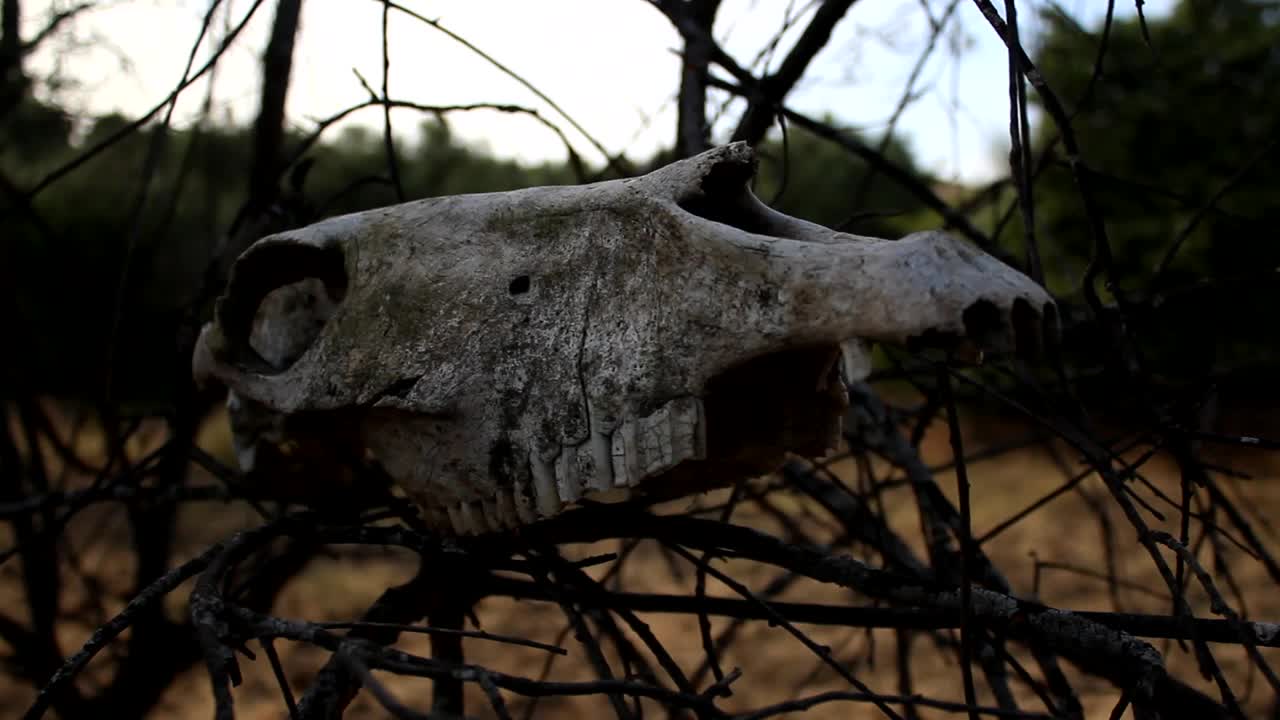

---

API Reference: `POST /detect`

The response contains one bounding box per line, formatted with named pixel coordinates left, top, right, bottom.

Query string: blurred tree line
left=1, top=96, right=932, bottom=408
left=2, top=0, right=1278, bottom=411
left=3, top=2, right=1277, bottom=717
left=1020, top=0, right=1280, bottom=408
left=0, top=109, right=554, bottom=405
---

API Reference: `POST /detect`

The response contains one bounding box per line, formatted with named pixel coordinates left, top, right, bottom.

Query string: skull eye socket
left=249, top=278, right=340, bottom=370
left=217, top=242, right=347, bottom=373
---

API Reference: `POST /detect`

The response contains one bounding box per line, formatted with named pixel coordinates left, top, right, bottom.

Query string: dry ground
left=4, top=403, right=1280, bottom=719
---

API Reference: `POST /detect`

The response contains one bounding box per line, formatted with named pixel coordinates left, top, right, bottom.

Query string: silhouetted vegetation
left=4, top=1, right=1280, bottom=718
left=2, top=98, right=932, bottom=406
left=1012, top=0, right=1280, bottom=410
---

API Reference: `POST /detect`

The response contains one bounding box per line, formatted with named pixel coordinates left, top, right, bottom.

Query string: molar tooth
left=477, top=499, right=496, bottom=532
left=473, top=500, right=496, bottom=534
left=495, top=492, right=519, bottom=529
left=556, top=449, right=583, bottom=503
left=458, top=501, right=483, bottom=535
left=426, top=506, right=451, bottom=530
left=529, top=453, right=561, bottom=517
left=611, top=431, right=631, bottom=487
left=611, top=397, right=706, bottom=488
left=641, top=404, right=671, bottom=474
left=669, top=396, right=705, bottom=461
left=489, top=496, right=508, bottom=530
left=588, top=433, right=614, bottom=491
left=586, top=400, right=616, bottom=491
left=616, top=418, right=641, bottom=487
left=512, top=480, right=538, bottom=524
left=446, top=505, right=467, bottom=535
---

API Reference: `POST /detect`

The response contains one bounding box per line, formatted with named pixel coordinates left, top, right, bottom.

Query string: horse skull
left=194, top=143, right=1054, bottom=534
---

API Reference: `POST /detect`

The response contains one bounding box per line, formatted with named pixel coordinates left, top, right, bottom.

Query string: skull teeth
left=529, top=456, right=560, bottom=517
left=425, top=396, right=706, bottom=535
left=511, top=480, right=539, bottom=525
left=612, top=396, right=705, bottom=486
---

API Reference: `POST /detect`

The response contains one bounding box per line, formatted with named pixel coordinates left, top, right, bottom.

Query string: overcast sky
left=25, top=0, right=1160, bottom=183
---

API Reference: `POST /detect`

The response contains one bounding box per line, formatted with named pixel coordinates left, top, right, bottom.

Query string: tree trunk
left=1, top=0, right=25, bottom=115
left=674, top=0, right=721, bottom=158
left=214, top=0, right=305, bottom=292
left=247, top=0, right=304, bottom=214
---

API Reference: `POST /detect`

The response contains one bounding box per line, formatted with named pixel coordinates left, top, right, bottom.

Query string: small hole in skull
left=508, top=275, right=531, bottom=295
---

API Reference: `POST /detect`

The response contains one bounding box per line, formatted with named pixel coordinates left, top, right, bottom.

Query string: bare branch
left=730, top=0, right=859, bottom=145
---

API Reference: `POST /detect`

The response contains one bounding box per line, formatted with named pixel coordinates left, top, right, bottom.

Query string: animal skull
left=194, top=143, right=1054, bottom=535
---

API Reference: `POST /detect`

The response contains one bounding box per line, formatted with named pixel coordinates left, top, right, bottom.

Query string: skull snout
left=764, top=229, right=1059, bottom=364
left=907, top=293, right=1058, bottom=364
left=651, top=144, right=1059, bottom=366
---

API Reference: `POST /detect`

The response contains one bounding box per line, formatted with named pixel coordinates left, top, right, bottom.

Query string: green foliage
left=1032, top=0, right=1280, bottom=286
left=300, top=121, right=578, bottom=218
left=0, top=108, right=579, bottom=403
left=1, top=98, right=935, bottom=403
left=1029, top=0, right=1280, bottom=387
left=0, top=98, right=72, bottom=166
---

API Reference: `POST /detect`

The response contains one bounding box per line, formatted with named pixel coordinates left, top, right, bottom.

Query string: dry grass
left=4, top=404, right=1280, bottom=719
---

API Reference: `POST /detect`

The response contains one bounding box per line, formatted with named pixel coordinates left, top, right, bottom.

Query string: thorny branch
left=4, top=1, right=1280, bottom=719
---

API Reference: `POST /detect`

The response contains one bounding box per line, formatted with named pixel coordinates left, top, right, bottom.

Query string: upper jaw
left=194, top=142, right=1057, bottom=537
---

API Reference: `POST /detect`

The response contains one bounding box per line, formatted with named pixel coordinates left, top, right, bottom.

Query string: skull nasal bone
left=677, top=157, right=775, bottom=236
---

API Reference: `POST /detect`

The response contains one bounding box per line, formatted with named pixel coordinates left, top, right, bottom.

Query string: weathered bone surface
left=193, top=143, right=1055, bottom=535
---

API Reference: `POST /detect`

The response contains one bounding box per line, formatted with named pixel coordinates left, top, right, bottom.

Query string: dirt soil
left=4, top=406, right=1280, bottom=719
